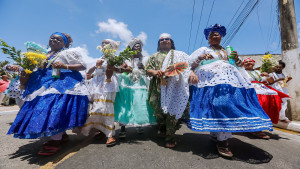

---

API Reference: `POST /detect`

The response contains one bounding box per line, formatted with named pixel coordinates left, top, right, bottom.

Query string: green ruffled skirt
left=114, top=74, right=156, bottom=126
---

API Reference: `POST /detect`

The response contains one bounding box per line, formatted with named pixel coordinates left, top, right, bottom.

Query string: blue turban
left=204, top=24, right=226, bottom=40
left=51, top=32, right=68, bottom=46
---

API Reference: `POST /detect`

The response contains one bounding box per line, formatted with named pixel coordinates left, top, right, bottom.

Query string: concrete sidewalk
left=274, top=121, right=300, bottom=133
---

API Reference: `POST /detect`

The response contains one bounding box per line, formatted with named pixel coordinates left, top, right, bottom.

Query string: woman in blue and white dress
left=187, top=24, right=273, bottom=157
left=7, top=32, right=89, bottom=155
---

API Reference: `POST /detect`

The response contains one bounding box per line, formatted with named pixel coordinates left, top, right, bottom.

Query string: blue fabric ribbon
left=51, top=32, right=68, bottom=46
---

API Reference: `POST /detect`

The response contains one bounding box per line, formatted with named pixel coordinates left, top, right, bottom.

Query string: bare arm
left=52, top=62, right=86, bottom=71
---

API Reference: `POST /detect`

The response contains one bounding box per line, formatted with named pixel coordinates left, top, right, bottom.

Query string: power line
left=200, top=0, right=215, bottom=47
left=222, top=0, right=260, bottom=47
left=227, top=0, right=246, bottom=28
left=192, top=0, right=204, bottom=51
left=266, top=0, right=275, bottom=51
left=256, top=2, right=267, bottom=51
left=187, top=0, right=196, bottom=54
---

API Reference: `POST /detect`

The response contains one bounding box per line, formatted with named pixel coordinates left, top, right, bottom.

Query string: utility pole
left=279, top=0, right=300, bottom=120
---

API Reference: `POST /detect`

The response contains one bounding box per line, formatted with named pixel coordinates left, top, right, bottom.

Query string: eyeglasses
left=159, top=38, right=170, bottom=42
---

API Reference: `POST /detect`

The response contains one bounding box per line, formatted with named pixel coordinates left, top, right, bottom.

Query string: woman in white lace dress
left=80, top=39, right=120, bottom=146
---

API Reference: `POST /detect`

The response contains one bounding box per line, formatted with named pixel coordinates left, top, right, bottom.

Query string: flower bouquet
left=0, top=39, right=47, bottom=89
left=97, top=44, right=138, bottom=82
left=260, top=54, right=277, bottom=73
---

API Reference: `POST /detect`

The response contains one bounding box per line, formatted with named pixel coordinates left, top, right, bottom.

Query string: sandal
left=217, top=141, right=233, bottom=158
left=250, top=131, right=270, bottom=139
left=38, top=141, right=61, bottom=156
left=165, top=141, right=177, bottom=148
left=106, top=137, right=117, bottom=147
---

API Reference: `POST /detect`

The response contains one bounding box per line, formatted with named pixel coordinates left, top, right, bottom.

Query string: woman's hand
left=96, top=60, right=104, bottom=68
left=200, top=54, right=214, bottom=60
left=189, top=71, right=199, bottom=84
left=121, top=63, right=132, bottom=73
left=230, top=51, right=239, bottom=61
left=11, top=66, right=19, bottom=72
left=52, top=62, right=66, bottom=69
left=152, top=70, right=164, bottom=77
left=260, top=72, right=269, bottom=77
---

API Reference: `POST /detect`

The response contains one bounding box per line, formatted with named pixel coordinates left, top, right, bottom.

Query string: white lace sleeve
left=188, top=47, right=207, bottom=65
left=55, top=47, right=87, bottom=68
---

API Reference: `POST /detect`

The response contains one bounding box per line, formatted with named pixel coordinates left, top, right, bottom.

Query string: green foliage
left=104, top=47, right=138, bottom=66
left=114, top=47, right=138, bottom=66
left=0, top=60, right=10, bottom=76
left=0, top=39, right=22, bottom=65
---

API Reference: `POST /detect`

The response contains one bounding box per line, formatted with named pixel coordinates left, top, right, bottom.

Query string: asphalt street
left=1, top=109, right=300, bottom=169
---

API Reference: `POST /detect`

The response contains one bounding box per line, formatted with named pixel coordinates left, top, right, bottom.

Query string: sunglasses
left=159, top=38, right=170, bottom=42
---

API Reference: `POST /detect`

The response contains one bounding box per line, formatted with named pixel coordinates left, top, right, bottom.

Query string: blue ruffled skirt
left=186, top=84, right=273, bottom=132
left=7, top=68, right=89, bottom=139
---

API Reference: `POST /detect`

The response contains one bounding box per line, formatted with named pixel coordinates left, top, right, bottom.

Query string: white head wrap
left=159, top=33, right=172, bottom=39
left=128, top=38, right=143, bottom=50
left=103, top=39, right=120, bottom=50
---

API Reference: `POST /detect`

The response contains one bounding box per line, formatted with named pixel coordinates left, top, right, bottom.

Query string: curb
left=0, top=110, right=19, bottom=115
left=273, top=121, right=300, bottom=133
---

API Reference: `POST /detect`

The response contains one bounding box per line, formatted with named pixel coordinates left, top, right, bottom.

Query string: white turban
left=159, top=33, right=172, bottom=39
left=104, top=39, right=120, bottom=50
left=128, top=38, right=143, bottom=50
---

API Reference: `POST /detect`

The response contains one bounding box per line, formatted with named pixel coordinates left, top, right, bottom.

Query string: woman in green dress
left=114, top=38, right=156, bottom=138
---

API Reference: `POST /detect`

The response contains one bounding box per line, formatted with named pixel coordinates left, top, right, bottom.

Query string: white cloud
left=80, top=44, right=98, bottom=70
left=137, top=32, right=147, bottom=45
left=96, top=19, right=147, bottom=49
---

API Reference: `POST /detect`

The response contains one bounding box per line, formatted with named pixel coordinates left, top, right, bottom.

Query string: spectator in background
left=269, top=60, right=292, bottom=123
left=0, top=75, right=10, bottom=106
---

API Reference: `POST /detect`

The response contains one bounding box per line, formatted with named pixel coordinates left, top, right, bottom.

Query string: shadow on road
left=233, top=132, right=289, bottom=141
left=151, top=131, right=273, bottom=164
left=8, top=134, right=92, bottom=167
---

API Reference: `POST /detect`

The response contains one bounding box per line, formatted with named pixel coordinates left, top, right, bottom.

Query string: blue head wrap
left=51, top=32, right=68, bottom=46
left=204, top=24, right=226, bottom=40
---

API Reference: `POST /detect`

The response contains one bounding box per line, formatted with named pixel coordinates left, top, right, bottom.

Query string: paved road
left=1, top=109, right=300, bottom=169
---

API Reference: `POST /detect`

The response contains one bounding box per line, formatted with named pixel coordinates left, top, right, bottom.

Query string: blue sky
left=1, top=0, right=300, bottom=67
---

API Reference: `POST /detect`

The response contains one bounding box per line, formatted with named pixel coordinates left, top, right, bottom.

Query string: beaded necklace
left=210, top=46, right=228, bottom=61
left=46, top=48, right=64, bottom=68
left=247, top=70, right=262, bottom=81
